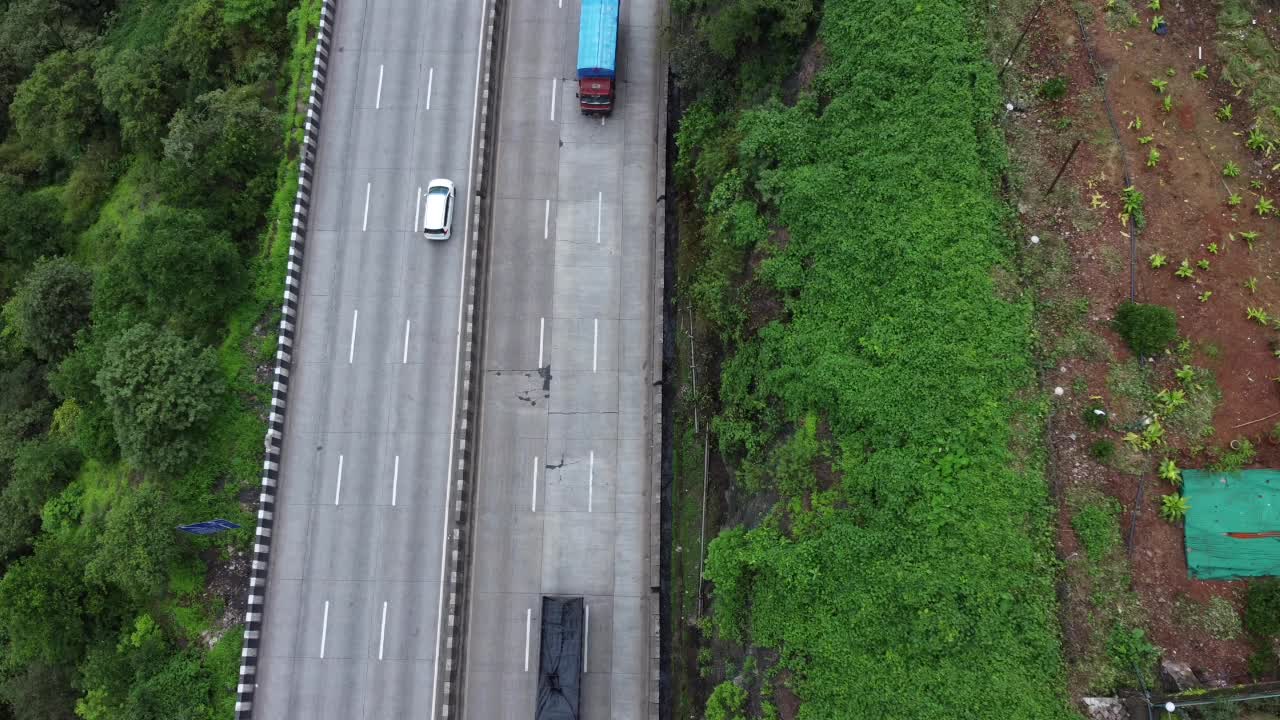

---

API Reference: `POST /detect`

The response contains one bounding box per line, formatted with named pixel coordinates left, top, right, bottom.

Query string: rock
left=1161, top=658, right=1201, bottom=693
left=1081, top=697, right=1129, bottom=720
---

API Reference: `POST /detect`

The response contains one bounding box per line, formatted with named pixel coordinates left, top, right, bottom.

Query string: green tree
left=163, top=0, right=228, bottom=93
left=0, top=436, right=81, bottom=557
left=48, top=338, right=118, bottom=461
left=94, top=324, right=223, bottom=474
left=161, top=86, right=277, bottom=234
left=9, top=48, right=100, bottom=162
left=0, top=534, right=89, bottom=668
left=0, top=187, right=67, bottom=294
left=0, top=663, right=77, bottom=720
left=94, top=46, right=177, bottom=154
left=93, top=206, right=244, bottom=339
left=84, top=485, right=178, bottom=602
left=2, top=256, right=92, bottom=361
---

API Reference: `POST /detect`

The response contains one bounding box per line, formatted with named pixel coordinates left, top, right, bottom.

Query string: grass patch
left=1219, top=0, right=1280, bottom=138
left=1069, top=488, right=1124, bottom=565
left=1175, top=595, right=1242, bottom=641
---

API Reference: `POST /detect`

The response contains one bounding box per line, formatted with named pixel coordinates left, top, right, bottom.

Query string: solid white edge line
left=414, top=186, right=422, bottom=231
left=392, top=455, right=400, bottom=507
left=596, top=191, right=602, bottom=243
left=320, top=600, right=330, bottom=659
left=348, top=309, right=359, bottom=364
left=592, top=318, right=598, bottom=373
left=363, top=182, right=371, bottom=231
left=403, top=318, right=411, bottom=364
left=431, top=0, right=489, bottom=711
left=376, top=64, right=384, bottom=109
left=583, top=605, right=590, bottom=669
left=544, top=198, right=550, bottom=239
left=550, top=78, right=557, bottom=121
left=588, top=450, right=594, bottom=512
left=538, top=317, right=545, bottom=367
left=427, top=67, right=434, bottom=110
left=532, top=455, right=539, bottom=512
left=334, top=454, right=344, bottom=506
left=524, top=608, right=532, bottom=672
left=379, top=601, right=388, bottom=660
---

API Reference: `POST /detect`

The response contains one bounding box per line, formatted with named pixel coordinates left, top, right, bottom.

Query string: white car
left=422, top=179, right=455, bottom=240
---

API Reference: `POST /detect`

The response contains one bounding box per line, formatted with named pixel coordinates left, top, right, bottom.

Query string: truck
left=576, top=0, right=619, bottom=115
left=536, top=596, right=584, bottom=720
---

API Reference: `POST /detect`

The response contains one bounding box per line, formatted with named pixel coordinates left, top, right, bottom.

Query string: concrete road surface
left=461, top=0, right=663, bottom=714
left=253, top=0, right=486, bottom=715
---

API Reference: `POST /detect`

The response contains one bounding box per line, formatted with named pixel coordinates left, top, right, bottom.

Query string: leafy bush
left=1, top=256, right=93, bottom=361
left=1211, top=439, right=1256, bottom=472
left=704, top=681, right=748, bottom=720
left=94, top=324, right=224, bottom=475
left=84, top=485, right=178, bottom=603
left=94, top=206, right=245, bottom=341
left=1082, top=403, right=1108, bottom=430
left=1071, top=496, right=1122, bottom=563
left=1038, top=76, right=1069, bottom=101
left=1160, top=493, right=1190, bottom=522
left=1114, top=302, right=1177, bottom=357
left=9, top=48, right=101, bottom=162
left=1106, top=626, right=1160, bottom=683
left=1090, top=439, right=1116, bottom=461
left=1244, top=578, right=1280, bottom=639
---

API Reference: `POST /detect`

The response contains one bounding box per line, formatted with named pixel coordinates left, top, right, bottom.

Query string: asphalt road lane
left=253, top=0, right=485, bottom=714
left=462, top=0, right=663, bottom=714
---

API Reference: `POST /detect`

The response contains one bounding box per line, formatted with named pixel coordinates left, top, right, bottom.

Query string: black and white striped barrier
left=234, top=2, right=337, bottom=716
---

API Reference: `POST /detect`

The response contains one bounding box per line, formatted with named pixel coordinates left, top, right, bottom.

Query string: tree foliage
left=94, top=46, right=176, bottom=154
left=94, top=324, right=223, bottom=474
left=84, top=485, right=177, bottom=602
left=2, top=256, right=93, bottom=361
left=0, top=187, right=67, bottom=294
left=10, top=48, right=100, bottom=162
left=94, top=206, right=244, bottom=339
left=0, top=533, right=90, bottom=669
left=1115, top=302, right=1178, bottom=358
left=161, top=85, right=278, bottom=235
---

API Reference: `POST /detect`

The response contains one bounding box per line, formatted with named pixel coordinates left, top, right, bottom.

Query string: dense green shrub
left=9, top=48, right=101, bottom=162
left=695, top=1, right=1074, bottom=715
left=2, top=256, right=93, bottom=361
left=1082, top=403, right=1108, bottom=430
left=704, top=681, right=748, bottom=720
left=1114, top=302, right=1178, bottom=357
left=94, top=206, right=244, bottom=340
left=94, top=46, right=177, bottom=154
left=1090, top=439, right=1116, bottom=461
left=1244, top=578, right=1280, bottom=639
left=1038, top=76, right=1069, bottom=101
left=84, top=485, right=178, bottom=602
left=1107, top=626, right=1161, bottom=686
left=95, top=324, right=224, bottom=474
left=0, top=187, right=67, bottom=293
left=0, top=532, right=92, bottom=668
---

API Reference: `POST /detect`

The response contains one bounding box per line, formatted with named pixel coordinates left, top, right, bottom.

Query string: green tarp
left=1183, top=469, right=1280, bottom=580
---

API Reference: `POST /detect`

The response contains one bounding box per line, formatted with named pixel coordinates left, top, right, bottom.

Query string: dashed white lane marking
left=378, top=601, right=388, bottom=660
left=596, top=191, right=602, bottom=243
left=392, top=455, right=400, bottom=507
left=583, top=605, right=590, bottom=668
left=414, top=186, right=422, bottom=231
left=592, top=318, right=598, bottom=373
left=550, top=78, right=557, bottom=121
left=532, top=455, right=539, bottom=512
left=524, top=608, right=532, bottom=672
left=588, top=450, right=594, bottom=512
left=403, top=319, right=411, bottom=364
left=426, top=67, right=434, bottom=110
left=538, top=317, right=545, bottom=367
left=376, top=64, right=384, bottom=109
left=363, top=182, right=371, bottom=231
left=334, top=454, right=344, bottom=506
left=319, top=600, right=330, bottom=659
left=348, top=309, right=359, bottom=364
left=544, top=199, right=550, bottom=239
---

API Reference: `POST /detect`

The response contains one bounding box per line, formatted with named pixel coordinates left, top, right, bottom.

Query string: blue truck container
left=576, top=0, right=619, bottom=115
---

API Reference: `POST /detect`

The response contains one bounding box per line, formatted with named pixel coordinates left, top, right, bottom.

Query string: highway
left=460, top=0, right=662, bottom=714
left=252, top=0, right=486, bottom=714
